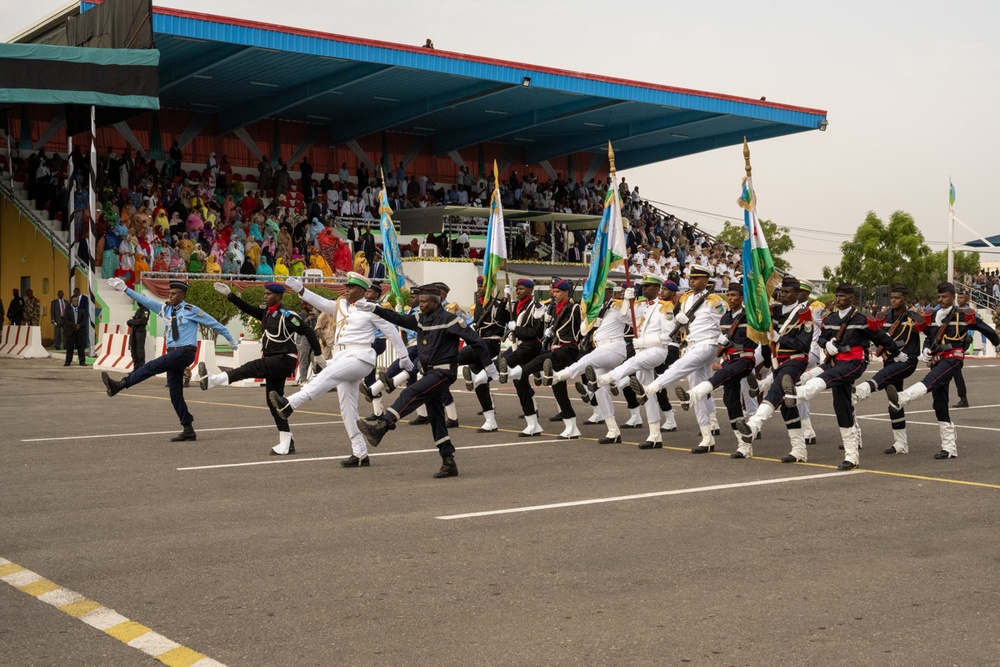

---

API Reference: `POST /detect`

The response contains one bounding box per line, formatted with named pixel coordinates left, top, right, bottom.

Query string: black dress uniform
left=214, top=287, right=321, bottom=438
left=127, top=305, right=150, bottom=368
left=357, top=284, right=494, bottom=477
left=886, top=282, right=1000, bottom=459
left=851, top=284, right=923, bottom=454
left=528, top=291, right=583, bottom=429
left=461, top=291, right=510, bottom=415
left=499, top=282, right=545, bottom=426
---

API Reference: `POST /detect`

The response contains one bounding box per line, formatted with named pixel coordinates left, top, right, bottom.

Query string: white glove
left=227, top=338, right=240, bottom=350
left=543, top=312, right=553, bottom=324
left=108, top=277, right=127, bottom=292
left=353, top=299, right=376, bottom=312
left=313, top=355, right=328, bottom=370
left=674, top=312, right=689, bottom=326
left=894, top=351, right=909, bottom=364
left=400, top=355, right=415, bottom=372
left=717, top=333, right=730, bottom=346
left=543, top=327, right=553, bottom=338
left=658, top=332, right=674, bottom=346
left=395, top=303, right=404, bottom=313
left=507, top=321, right=516, bottom=331
left=918, top=348, right=932, bottom=363
left=768, top=329, right=779, bottom=343
left=213, top=282, right=231, bottom=296
left=825, top=340, right=840, bottom=356
left=485, top=363, right=499, bottom=381
left=285, top=277, right=303, bottom=294
left=503, top=285, right=512, bottom=298
left=623, top=287, right=635, bottom=301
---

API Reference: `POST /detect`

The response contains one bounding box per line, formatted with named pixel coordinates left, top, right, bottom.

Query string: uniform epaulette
left=659, top=301, right=675, bottom=314
left=810, top=300, right=824, bottom=311
left=866, top=314, right=882, bottom=331
left=706, top=293, right=726, bottom=305
left=798, top=309, right=813, bottom=324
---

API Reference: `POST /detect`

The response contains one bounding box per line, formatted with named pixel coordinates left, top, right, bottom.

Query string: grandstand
left=1, top=0, right=828, bottom=347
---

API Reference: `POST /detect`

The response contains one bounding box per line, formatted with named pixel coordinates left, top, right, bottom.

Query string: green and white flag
left=739, top=176, right=777, bottom=345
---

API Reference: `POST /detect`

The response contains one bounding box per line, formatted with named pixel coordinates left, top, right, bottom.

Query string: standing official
left=203, top=282, right=323, bottom=456
left=354, top=284, right=497, bottom=478
left=102, top=278, right=239, bottom=442
left=63, top=294, right=88, bottom=366
left=50, top=290, right=68, bottom=349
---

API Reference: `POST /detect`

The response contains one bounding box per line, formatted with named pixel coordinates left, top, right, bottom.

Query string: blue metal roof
left=82, top=2, right=827, bottom=169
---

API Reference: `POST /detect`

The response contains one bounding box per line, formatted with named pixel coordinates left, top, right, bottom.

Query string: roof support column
left=113, top=120, right=145, bottom=155
left=233, top=127, right=263, bottom=161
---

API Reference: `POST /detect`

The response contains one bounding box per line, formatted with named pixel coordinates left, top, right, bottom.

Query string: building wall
left=0, top=190, right=90, bottom=343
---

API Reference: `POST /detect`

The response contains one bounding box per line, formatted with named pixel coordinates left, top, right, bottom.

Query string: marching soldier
left=507, top=279, right=583, bottom=439
left=850, top=283, right=921, bottom=454
left=201, top=282, right=323, bottom=456
left=268, top=273, right=409, bottom=466
left=462, top=276, right=510, bottom=432
left=885, top=281, right=1000, bottom=459
left=547, top=283, right=630, bottom=444
left=675, top=280, right=757, bottom=452
left=632, top=264, right=726, bottom=453
left=102, top=278, right=239, bottom=442
left=797, top=279, right=826, bottom=444
left=783, top=282, right=899, bottom=470
left=588, top=274, right=674, bottom=449
left=497, top=279, right=547, bottom=437
left=734, top=276, right=814, bottom=461
left=354, top=284, right=498, bottom=478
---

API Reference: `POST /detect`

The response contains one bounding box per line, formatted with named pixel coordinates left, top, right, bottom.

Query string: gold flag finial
left=608, top=141, right=616, bottom=178
left=743, top=137, right=752, bottom=179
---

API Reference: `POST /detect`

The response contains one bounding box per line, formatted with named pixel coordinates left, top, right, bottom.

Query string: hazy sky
left=6, top=0, right=999, bottom=277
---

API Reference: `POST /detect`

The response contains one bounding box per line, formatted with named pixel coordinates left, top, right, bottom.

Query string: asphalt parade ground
left=3, top=357, right=1000, bottom=666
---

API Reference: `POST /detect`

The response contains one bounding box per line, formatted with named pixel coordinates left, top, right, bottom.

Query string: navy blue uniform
left=707, top=307, right=758, bottom=429
left=818, top=308, right=898, bottom=427
left=864, top=307, right=922, bottom=431
left=519, top=299, right=582, bottom=418
left=373, top=304, right=493, bottom=458
left=918, top=306, right=999, bottom=422
left=461, top=296, right=510, bottom=412
left=765, top=304, right=814, bottom=430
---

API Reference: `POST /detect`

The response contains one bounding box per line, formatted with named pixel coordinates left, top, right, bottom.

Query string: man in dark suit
left=7, top=289, right=24, bottom=325
left=64, top=295, right=87, bottom=366
left=368, top=250, right=387, bottom=284
left=72, top=288, right=91, bottom=349
left=50, top=290, right=69, bottom=349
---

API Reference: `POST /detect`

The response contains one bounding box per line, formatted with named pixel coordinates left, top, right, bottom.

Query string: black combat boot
left=433, top=456, right=458, bottom=478
left=170, top=424, right=196, bottom=442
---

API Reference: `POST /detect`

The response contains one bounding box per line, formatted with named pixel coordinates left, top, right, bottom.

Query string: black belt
left=167, top=345, right=197, bottom=351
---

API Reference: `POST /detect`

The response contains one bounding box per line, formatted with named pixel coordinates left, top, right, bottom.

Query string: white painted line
left=128, top=631, right=181, bottom=656
left=2, top=570, right=43, bottom=587
left=437, top=471, right=857, bottom=520
left=21, top=420, right=344, bottom=443
left=855, top=415, right=1000, bottom=432
left=177, top=438, right=560, bottom=471
left=79, top=608, right=130, bottom=631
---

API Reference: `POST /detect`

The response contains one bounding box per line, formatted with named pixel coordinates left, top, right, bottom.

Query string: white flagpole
left=88, top=105, right=97, bottom=357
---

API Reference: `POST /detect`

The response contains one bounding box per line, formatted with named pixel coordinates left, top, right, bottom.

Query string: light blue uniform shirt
left=125, top=288, right=235, bottom=348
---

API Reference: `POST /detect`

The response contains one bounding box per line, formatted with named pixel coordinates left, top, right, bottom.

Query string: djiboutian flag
left=481, top=160, right=507, bottom=304
left=739, top=176, right=777, bottom=345
left=580, top=180, right=627, bottom=333
left=377, top=184, right=406, bottom=305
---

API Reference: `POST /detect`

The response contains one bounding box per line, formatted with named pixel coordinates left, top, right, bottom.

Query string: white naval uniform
left=563, top=299, right=630, bottom=422
left=286, top=291, right=408, bottom=458
left=604, top=298, right=675, bottom=432
left=649, top=289, right=727, bottom=428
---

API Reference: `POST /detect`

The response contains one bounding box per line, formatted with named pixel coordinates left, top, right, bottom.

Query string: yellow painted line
left=18, top=578, right=61, bottom=596
left=0, top=557, right=226, bottom=666
left=858, top=468, right=1000, bottom=489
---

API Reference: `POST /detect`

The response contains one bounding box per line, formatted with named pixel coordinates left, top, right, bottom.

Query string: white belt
left=335, top=343, right=370, bottom=352
left=594, top=338, right=622, bottom=348
left=687, top=338, right=716, bottom=347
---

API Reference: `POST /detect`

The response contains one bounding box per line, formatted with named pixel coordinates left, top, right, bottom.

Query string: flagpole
left=948, top=178, right=955, bottom=283
left=609, top=142, right=637, bottom=332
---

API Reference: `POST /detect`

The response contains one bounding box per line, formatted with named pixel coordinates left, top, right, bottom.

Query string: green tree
left=822, top=210, right=980, bottom=302
left=717, top=218, right=794, bottom=272
left=184, top=281, right=239, bottom=341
